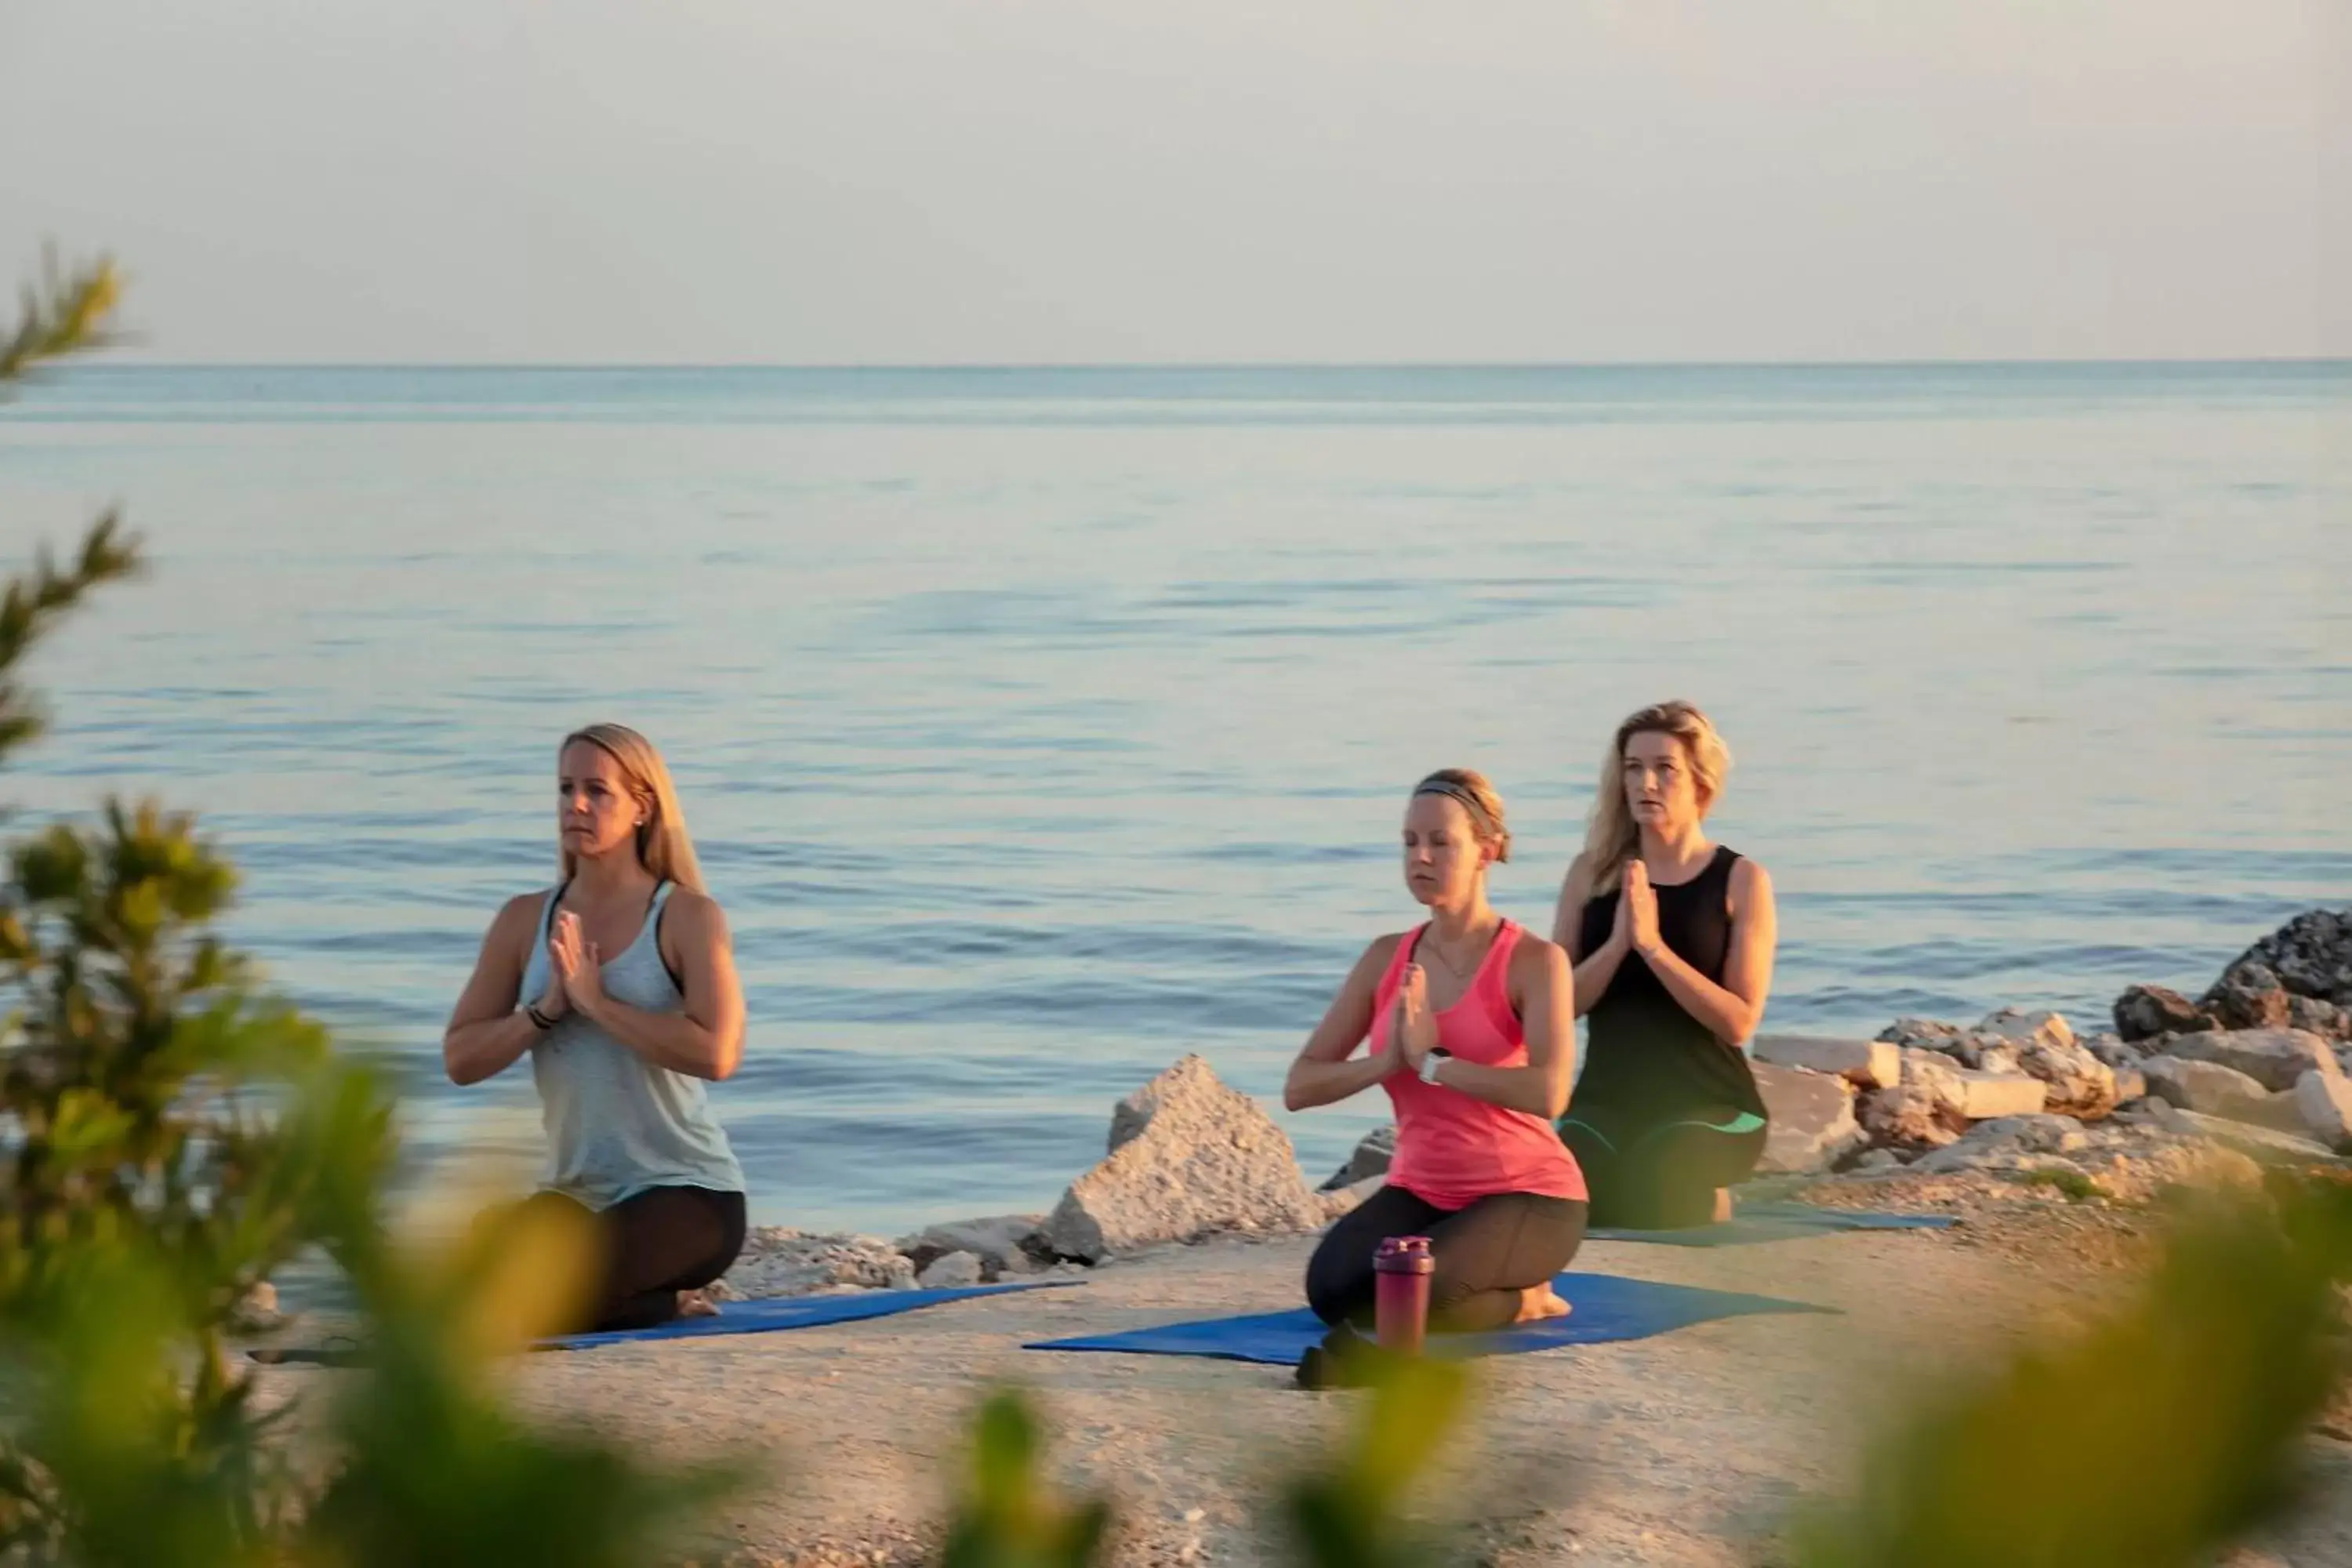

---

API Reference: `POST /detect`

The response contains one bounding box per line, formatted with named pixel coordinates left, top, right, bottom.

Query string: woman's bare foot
left=1712, top=1186, right=1734, bottom=1224
left=676, top=1287, right=720, bottom=1319
left=1514, top=1284, right=1572, bottom=1323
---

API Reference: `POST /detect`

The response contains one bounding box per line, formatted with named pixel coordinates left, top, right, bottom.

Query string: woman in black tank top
left=1552, top=702, right=1779, bottom=1229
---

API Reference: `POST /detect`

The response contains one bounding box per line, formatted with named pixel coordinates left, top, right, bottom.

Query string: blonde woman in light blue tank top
left=444, top=723, right=749, bottom=1334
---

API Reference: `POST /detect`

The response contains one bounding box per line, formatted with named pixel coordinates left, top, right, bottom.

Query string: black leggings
left=1558, top=1105, right=1768, bottom=1230
left=514, top=1185, right=748, bottom=1334
left=1305, top=1185, right=1587, bottom=1341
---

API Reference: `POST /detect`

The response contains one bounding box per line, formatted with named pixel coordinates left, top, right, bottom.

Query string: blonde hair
left=558, top=723, right=707, bottom=894
left=1411, top=768, right=1512, bottom=863
left=1581, top=702, right=1730, bottom=894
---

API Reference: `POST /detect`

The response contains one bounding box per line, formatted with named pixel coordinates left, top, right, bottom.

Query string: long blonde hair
left=559, top=723, right=706, bottom=894
left=1581, top=701, right=1730, bottom=894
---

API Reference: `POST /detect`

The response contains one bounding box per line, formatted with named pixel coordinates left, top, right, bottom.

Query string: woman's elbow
left=1282, top=1065, right=1324, bottom=1113
left=1537, top=1071, right=1571, bottom=1120
left=704, top=1027, right=746, bottom=1082
left=442, top=1045, right=481, bottom=1088
left=704, top=1044, right=742, bottom=1083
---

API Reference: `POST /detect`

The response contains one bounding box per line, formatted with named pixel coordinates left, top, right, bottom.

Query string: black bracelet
left=524, top=1003, right=557, bottom=1031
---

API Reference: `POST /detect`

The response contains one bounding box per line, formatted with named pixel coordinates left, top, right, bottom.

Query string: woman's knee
left=1430, top=1196, right=1584, bottom=1303
left=1624, top=1120, right=1761, bottom=1227
left=478, top=1189, right=599, bottom=1260
left=1303, top=1262, right=1363, bottom=1327
left=603, top=1186, right=743, bottom=1297
left=1598, top=1155, right=1711, bottom=1229
left=1426, top=1264, right=1489, bottom=1316
left=1303, top=1234, right=1374, bottom=1326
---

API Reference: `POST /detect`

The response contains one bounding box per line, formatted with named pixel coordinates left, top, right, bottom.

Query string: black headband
left=1412, top=779, right=1499, bottom=838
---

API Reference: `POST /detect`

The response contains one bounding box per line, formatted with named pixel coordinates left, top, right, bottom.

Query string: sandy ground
left=252, top=1178, right=2352, bottom=1566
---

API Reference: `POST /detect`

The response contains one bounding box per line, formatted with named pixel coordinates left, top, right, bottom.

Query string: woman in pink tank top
left=1283, top=769, right=1588, bottom=1388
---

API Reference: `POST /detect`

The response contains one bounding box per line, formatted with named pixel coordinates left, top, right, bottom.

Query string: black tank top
left=1573, top=844, right=1766, bottom=1123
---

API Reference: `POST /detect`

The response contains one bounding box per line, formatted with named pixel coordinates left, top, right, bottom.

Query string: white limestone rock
left=895, top=1214, right=1047, bottom=1279
left=1751, top=1035, right=1901, bottom=1089
left=2140, top=1055, right=2274, bottom=1119
left=724, top=1229, right=919, bottom=1298
left=2292, top=1069, right=2352, bottom=1152
left=916, top=1250, right=985, bottom=1289
left=1752, top=1062, right=1864, bottom=1174
left=2163, top=1029, right=2342, bottom=1094
left=1044, top=1055, right=1326, bottom=1263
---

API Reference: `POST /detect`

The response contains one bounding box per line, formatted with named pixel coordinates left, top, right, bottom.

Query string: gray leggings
left=1305, top=1184, right=1588, bottom=1337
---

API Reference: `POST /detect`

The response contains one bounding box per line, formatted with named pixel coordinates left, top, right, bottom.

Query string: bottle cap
left=1373, top=1234, right=1436, bottom=1273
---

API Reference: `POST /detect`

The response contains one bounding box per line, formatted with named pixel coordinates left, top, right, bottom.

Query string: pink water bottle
left=1373, top=1236, right=1434, bottom=1355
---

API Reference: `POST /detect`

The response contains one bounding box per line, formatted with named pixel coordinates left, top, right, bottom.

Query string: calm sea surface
left=2, top=364, right=2346, bottom=1232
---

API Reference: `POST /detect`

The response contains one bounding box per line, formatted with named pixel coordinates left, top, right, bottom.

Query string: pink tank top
left=1372, top=920, right=1587, bottom=1210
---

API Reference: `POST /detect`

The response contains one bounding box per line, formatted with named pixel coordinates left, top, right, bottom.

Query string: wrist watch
left=1417, top=1049, right=1450, bottom=1086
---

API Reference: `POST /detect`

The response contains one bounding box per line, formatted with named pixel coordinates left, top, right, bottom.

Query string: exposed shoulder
left=1508, top=928, right=1570, bottom=982
left=476, top=890, right=551, bottom=970
left=492, top=889, right=552, bottom=936
left=1731, top=851, right=1769, bottom=912
left=1559, top=851, right=1595, bottom=895
left=660, top=887, right=732, bottom=942
left=1327, top=931, right=1407, bottom=1001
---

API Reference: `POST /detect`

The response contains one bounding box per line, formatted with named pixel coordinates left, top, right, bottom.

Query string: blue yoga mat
left=1022, top=1271, right=1831, bottom=1367
left=539, top=1279, right=1083, bottom=1352
left=1586, top=1203, right=1956, bottom=1247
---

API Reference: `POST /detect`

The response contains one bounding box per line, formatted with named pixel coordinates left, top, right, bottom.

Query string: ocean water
left=2, top=363, right=2346, bottom=1233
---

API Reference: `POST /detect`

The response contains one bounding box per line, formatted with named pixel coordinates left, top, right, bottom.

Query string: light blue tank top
left=520, top=881, right=746, bottom=1210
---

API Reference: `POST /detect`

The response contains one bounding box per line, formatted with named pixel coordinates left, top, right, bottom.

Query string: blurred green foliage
left=1276, top=1356, right=1474, bottom=1568
left=935, top=1359, right=1476, bottom=1568
left=1791, top=1171, right=2352, bottom=1568
left=938, top=1389, right=1112, bottom=1568
left=0, top=250, right=119, bottom=383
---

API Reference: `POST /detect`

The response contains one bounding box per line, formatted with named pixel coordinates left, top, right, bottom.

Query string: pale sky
left=1, top=0, right=2342, bottom=365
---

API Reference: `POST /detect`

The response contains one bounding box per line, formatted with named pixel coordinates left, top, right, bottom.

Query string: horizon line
left=61, top=354, right=2352, bottom=374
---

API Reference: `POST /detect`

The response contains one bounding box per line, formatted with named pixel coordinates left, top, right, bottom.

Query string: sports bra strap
left=1475, top=920, right=1525, bottom=1038
left=537, top=877, right=572, bottom=943
left=651, top=880, right=684, bottom=992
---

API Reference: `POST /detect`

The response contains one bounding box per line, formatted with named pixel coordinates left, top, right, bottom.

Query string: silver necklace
left=1423, top=920, right=1499, bottom=984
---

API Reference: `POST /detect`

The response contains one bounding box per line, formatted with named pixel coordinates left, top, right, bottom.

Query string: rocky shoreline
left=713, top=907, right=2352, bottom=1305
